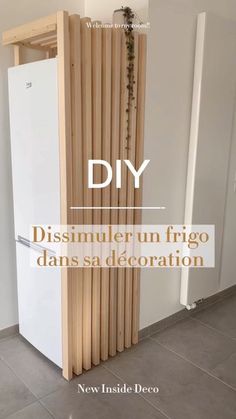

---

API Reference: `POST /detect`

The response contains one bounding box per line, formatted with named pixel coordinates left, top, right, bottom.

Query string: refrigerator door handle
left=17, top=235, right=56, bottom=255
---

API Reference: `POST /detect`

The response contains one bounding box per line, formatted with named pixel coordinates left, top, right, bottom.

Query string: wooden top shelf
left=2, top=13, right=60, bottom=50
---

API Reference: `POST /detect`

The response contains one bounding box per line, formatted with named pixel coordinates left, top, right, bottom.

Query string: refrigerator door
left=16, top=240, right=62, bottom=367
left=8, top=58, right=60, bottom=240
left=8, top=58, right=62, bottom=366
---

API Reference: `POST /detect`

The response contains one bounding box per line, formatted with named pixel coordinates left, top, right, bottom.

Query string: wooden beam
left=91, top=22, right=102, bottom=366
left=81, top=17, right=92, bottom=371
left=117, top=31, right=129, bottom=352
left=2, top=14, right=57, bottom=45
left=57, top=10, right=73, bottom=381
left=14, top=45, right=21, bottom=65
left=40, top=38, right=58, bottom=47
left=125, top=32, right=139, bottom=349
left=30, top=32, right=57, bottom=45
left=69, top=14, right=83, bottom=376
left=45, top=49, right=55, bottom=59
left=132, top=34, right=147, bottom=345
left=109, top=28, right=121, bottom=357
left=18, top=41, right=49, bottom=52
left=101, top=27, right=112, bottom=361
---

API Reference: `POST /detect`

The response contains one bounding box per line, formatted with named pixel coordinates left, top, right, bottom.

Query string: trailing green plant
left=122, top=6, right=135, bottom=150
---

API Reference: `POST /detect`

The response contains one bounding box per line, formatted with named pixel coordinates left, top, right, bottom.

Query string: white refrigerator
left=8, top=58, right=62, bottom=367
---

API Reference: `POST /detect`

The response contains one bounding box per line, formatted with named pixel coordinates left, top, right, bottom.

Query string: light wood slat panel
left=101, top=27, right=112, bottom=361
left=2, top=14, right=57, bottom=45
left=125, top=32, right=139, bottom=349
left=91, top=22, right=102, bottom=366
left=69, top=14, right=83, bottom=376
left=132, top=34, right=147, bottom=345
left=117, top=31, right=129, bottom=352
left=57, top=10, right=73, bottom=381
left=109, top=28, right=122, bottom=357
left=81, top=17, right=92, bottom=371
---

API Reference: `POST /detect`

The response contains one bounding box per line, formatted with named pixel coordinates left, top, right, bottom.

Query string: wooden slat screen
left=70, top=16, right=147, bottom=375
left=2, top=9, right=146, bottom=381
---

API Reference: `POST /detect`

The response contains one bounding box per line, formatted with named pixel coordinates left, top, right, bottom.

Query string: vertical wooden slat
left=91, top=22, right=102, bottom=366
left=109, top=28, right=121, bottom=357
left=132, top=34, right=147, bottom=344
left=69, top=14, right=83, bottom=375
left=101, top=27, right=112, bottom=361
left=51, top=47, right=57, bottom=58
left=125, top=32, right=139, bottom=349
left=14, top=45, right=21, bottom=65
left=81, top=17, right=92, bottom=371
left=117, top=31, right=128, bottom=352
left=46, top=48, right=54, bottom=59
left=57, top=10, right=73, bottom=381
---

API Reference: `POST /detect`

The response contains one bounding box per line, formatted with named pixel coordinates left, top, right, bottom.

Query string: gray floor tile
left=159, top=372, right=236, bottom=419
left=104, top=338, right=236, bottom=419
left=0, top=360, right=35, bottom=419
left=5, top=402, right=53, bottom=419
left=151, top=317, right=236, bottom=371
left=1, top=295, right=235, bottom=419
left=193, top=294, right=236, bottom=338
left=105, top=338, right=204, bottom=398
left=42, top=365, right=165, bottom=419
left=212, top=352, right=236, bottom=390
left=0, top=335, right=68, bottom=398
left=71, top=364, right=118, bottom=388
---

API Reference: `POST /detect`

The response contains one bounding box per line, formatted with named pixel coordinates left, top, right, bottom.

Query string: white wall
left=84, top=0, right=148, bottom=22
left=220, top=110, right=236, bottom=291
left=140, top=0, right=236, bottom=329
left=0, top=0, right=84, bottom=331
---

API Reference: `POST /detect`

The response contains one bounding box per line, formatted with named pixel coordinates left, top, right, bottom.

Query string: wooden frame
left=3, top=11, right=147, bottom=381
left=2, top=14, right=57, bottom=46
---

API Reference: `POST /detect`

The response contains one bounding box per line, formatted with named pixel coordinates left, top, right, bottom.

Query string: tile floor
left=0, top=293, right=236, bottom=419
